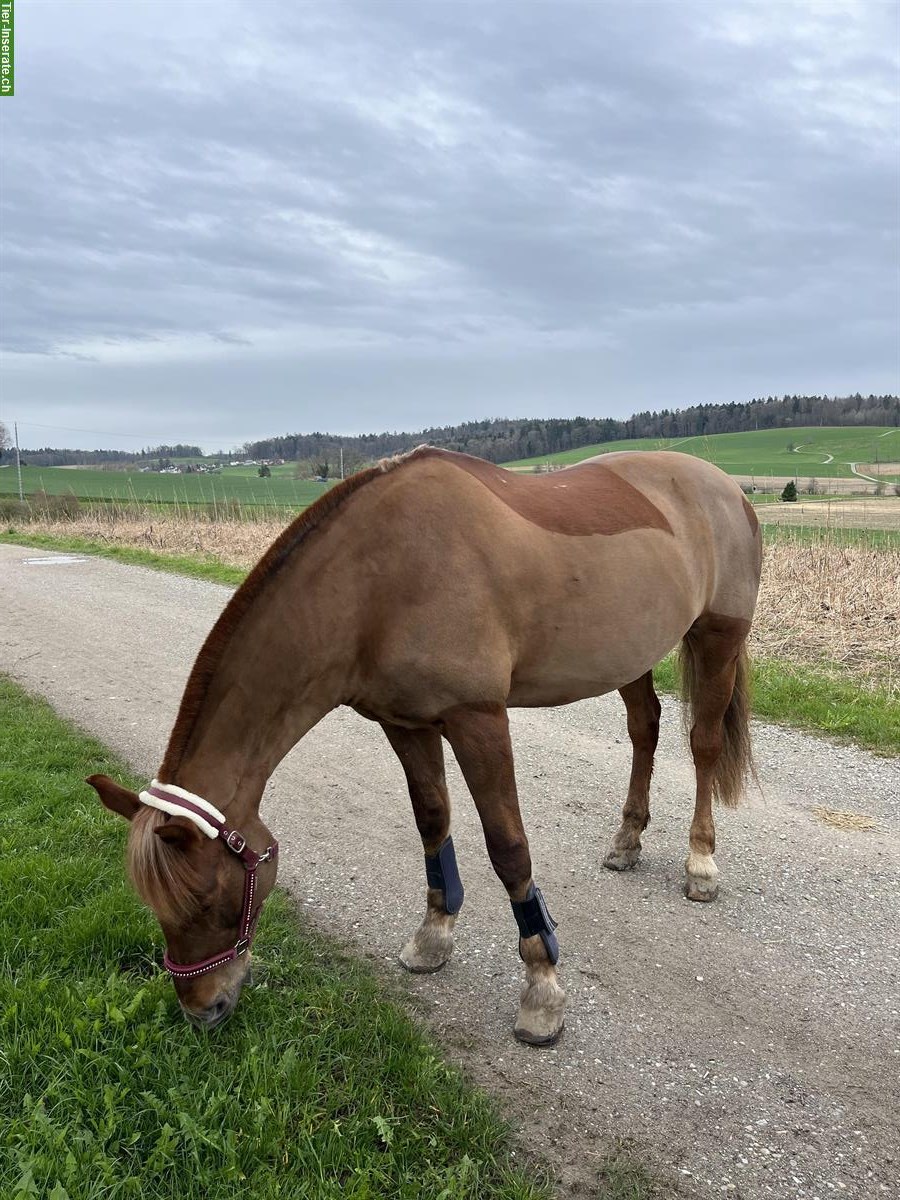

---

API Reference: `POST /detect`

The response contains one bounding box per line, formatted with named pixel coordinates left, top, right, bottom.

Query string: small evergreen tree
left=781, top=481, right=798, bottom=502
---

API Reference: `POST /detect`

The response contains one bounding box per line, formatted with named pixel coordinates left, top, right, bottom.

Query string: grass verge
left=0, top=530, right=245, bottom=586
left=653, top=656, right=899, bottom=756
left=0, top=677, right=559, bottom=1200
left=4, top=529, right=895, bottom=756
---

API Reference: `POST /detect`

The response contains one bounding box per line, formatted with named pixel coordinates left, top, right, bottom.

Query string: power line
left=10, top=421, right=161, bottom=441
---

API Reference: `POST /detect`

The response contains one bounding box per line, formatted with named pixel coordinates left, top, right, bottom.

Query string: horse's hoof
left=685, top=876, right=719, bottom=902
left=398, top=931, right=454, bottom=974
left=515, top=975, right=566, bottom=1046
left=399, top=953, right=447, bottom=975
left=514, top=1019, right=564, bottom=1047
left=603, top=846, right=640, bottom=871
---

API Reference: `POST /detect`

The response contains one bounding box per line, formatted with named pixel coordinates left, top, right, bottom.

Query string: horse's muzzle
left=182, top=991, right=238, bottom=1029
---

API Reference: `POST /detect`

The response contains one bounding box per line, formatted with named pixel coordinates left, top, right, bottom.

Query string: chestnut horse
left=90, top=446, right=762, bottom=1044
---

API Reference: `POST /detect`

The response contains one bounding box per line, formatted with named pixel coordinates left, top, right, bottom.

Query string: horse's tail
left=678, top=634, right=756, bottom=808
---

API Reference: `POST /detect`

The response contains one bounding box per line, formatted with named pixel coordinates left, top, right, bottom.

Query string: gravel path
left=2, top=544, right=898, bottom=1199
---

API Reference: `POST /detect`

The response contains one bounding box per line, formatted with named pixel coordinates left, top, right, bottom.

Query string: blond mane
left=127, top=807, right=204, bottom=924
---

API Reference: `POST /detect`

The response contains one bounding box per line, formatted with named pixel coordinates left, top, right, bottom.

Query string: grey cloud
left=1, top=0, right=897, bottom=448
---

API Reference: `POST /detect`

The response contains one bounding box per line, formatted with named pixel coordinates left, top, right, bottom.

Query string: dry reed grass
left=755, top=537, right=899, bottom=697
left=11, top=502, right=900, bottom=697
left=26, top=506, right=288, bottom=571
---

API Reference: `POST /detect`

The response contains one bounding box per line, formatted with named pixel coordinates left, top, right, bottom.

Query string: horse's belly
left=508, top=624, right=682, bottom=706
left=506, top=562, right=699, bottom=707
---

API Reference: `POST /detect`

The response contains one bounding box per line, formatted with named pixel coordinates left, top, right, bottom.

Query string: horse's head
left=88, top=773, right=278, bottom=1028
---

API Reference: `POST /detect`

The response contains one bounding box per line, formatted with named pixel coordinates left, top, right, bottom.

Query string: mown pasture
left=500, top=425, right=900, bottom=483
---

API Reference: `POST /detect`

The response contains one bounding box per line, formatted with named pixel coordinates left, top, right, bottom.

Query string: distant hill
left=502, top=426, right=900, bottom=485
left=9, top=394, right=898, bottom=468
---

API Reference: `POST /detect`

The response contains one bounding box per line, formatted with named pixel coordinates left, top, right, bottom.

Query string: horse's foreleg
left=441, top=704, right=565, bottom=1047
left=382, top=723, right=460, bottom=973
left=604, top=671, right=661, bottom=871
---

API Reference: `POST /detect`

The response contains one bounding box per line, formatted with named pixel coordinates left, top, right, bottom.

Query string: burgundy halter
left=139, top=782, right=278, bottom=979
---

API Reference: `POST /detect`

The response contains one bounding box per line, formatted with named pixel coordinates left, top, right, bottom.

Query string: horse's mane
left=160, top=447, right=434, bottom=775
left=127, top=807, right=203, bottom=924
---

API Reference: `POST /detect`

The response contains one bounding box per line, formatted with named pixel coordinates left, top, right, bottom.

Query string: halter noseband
left=138, top=780, right=278, bottom=979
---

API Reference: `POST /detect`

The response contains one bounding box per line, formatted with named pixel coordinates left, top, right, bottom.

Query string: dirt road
left=2, top=544, right=898, bottom=1199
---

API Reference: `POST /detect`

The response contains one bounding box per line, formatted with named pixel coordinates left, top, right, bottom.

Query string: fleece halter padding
left=139, top=779, right=226, bottom=839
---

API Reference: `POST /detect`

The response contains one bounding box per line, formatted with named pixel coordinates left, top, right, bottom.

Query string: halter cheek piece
left=138, top=780, right=278, bottom=979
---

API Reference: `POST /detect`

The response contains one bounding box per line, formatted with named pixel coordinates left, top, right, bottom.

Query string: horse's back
left=350, top=449, right=761, bottom=711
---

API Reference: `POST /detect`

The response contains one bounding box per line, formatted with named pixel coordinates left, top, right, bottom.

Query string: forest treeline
left=6, top=443, right=204, bottom=468
left=10, top=394, right=898, bottom=468
left=240, top=393, right=899, bottom=466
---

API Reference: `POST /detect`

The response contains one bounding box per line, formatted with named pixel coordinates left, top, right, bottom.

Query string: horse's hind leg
left=604, top=671, right=661, bottom=872
left=682, top=614, right=751, bottom=902
left=441, top=704, right=565, bottom=1047
left=382, top=723, right=459, bottom=973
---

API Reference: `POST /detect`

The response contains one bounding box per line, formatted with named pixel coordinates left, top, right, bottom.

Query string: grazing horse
left=89, top=446, right=762, bottom=1044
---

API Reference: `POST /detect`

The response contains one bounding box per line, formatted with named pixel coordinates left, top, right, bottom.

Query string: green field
left=0, top=464, right=330, bottom=509
left=501, top=426, right=900, bottom=482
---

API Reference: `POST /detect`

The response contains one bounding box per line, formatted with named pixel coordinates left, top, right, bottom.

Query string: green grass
left=0, top=465, right=331, bottom=509
left=759, top=523, right=900, bottom=550
left=653, top=657, right=899, bottom=756
left=0, top=531, right=246, bottom=586
left=501, top=426, right=900, bottom=482
left=0, top=677, right=561, bottom=1200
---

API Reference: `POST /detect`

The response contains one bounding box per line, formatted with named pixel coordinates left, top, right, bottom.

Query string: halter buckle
left=225, top=830, right=246, bottom=854
left=234, top=937, right=251, bottom=956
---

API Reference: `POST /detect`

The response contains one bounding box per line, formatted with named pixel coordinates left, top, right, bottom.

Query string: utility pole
left=340, top=445, right=344, bottom=480
left=14, top=422, right=23, bottom=502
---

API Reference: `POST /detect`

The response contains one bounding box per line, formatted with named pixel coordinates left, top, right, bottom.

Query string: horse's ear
left=87, top=774, right=140, bottom=822
left=154, top=817, right=203, bottom=851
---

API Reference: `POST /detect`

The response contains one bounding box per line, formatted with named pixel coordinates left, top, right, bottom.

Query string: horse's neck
left=160, top=552, right=354, bottom=811
left=165, top=692, right=327, bottom=817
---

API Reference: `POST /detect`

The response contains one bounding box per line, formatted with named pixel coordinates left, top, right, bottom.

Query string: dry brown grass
left=24, top=507, right=286, bottom=570
left=811, top=806, right=878, bottom=832
left=11, top=503, right=900, bottom=698
left=753, top=536, right=900, bottom=697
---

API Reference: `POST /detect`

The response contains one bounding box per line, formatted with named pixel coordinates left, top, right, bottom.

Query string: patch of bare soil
left=858, top=461, right=900, bottom=478
left=734, top=474, right=883, bottom=495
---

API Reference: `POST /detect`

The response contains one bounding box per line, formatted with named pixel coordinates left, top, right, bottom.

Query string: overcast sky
left=1, top=0, right=898, bottom=452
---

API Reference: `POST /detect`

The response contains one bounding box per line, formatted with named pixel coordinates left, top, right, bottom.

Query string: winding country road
left=2, top=544, right=898, bottom=1199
